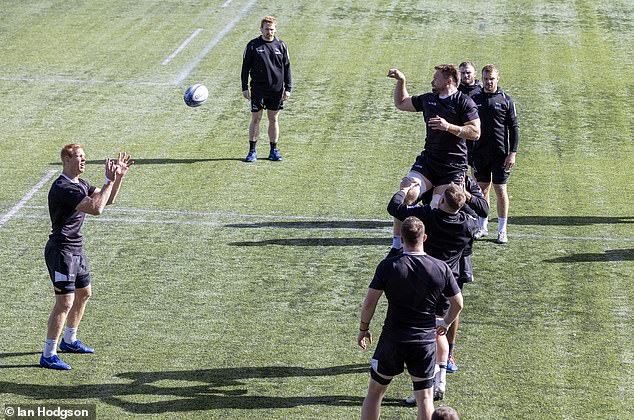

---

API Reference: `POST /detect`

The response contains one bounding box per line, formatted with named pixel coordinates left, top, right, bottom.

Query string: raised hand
left=115, top=152, right=134, bottom=177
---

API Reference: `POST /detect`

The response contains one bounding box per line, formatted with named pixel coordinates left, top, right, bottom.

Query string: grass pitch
left=1, top=0, right=633, bottom=418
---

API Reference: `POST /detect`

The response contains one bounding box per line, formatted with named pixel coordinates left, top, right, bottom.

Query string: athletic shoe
left=385, top=247, right=403, bottom=259
left=268, top=149, right=282, bottom=161
left=245, top=150, right=257, bottom=162
left=433, top=389, right=444, bottom=401
left=496, top=231, right=508, bottom=244
left=447, top=354, right=458, bottom=373
left=404, top=394, right=416, bottom=405
left=474, top=229, right=488, bottom=239
left=59, top=339, right=95, bottom=354
left=40, top=354, right=71, bottom=370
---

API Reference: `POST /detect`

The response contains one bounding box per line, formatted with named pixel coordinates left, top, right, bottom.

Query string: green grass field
left=1, top=0, right=633, bottom=418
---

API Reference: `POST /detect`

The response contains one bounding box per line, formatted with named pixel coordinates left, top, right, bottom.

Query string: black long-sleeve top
left=472, top=88, right=519, bottom=156
left=241, top=36, right=292, bottom=94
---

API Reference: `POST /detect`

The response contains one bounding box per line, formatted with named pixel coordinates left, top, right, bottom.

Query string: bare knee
left=267, top=110, right=279, bottom=122
left=53, top=298, right=74, bottom=314
left=251, top=112, right=263, bottom=124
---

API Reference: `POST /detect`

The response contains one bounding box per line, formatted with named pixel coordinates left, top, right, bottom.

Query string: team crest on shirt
left=256, top=48, right=265, bottom=53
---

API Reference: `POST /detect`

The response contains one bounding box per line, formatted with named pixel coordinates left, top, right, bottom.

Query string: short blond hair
left=482, top=64, right=499, bottom=76
left=261, top=15, right=277, bottom=28
left=60, top=143, right=83, bottom=160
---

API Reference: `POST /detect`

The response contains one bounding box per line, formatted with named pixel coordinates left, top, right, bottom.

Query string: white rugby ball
left=184, top=84, right=208, bottom=107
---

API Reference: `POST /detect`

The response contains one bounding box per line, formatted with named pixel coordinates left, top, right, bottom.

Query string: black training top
left=418, top=176, right=489, bottom=219
left=241, top=36, right=292, bottom=94
left=47, top=175, right=95, bottom=252
left=370, top=252, right=460, bottom=343
left=387, top=191, right=479, bottom=277
left=472, top=88, right=519, bottom=156
left=411, top=91, right=479, bottom=166
left=458, top=80, right=483, bottom=98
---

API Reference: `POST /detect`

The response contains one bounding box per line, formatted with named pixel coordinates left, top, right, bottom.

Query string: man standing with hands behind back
left=241, top=15, right=292, bottom=162
left=472, top=64, right=519, bottom=244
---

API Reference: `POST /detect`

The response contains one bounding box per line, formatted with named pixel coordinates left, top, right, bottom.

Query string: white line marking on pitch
left=222, top=0, right=234, bottom=7
left=174, top=0, right=257, bottom=84
left=15, top=207, right=634, bottom=242
left=0, top=76, right=172, bottom=86
left=0, top=170, right=57, bottom=228
left=162, top=28, right=203, bottom=65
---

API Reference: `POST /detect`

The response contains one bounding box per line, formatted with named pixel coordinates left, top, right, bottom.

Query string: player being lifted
left=386, top=65, right=480, bottom=257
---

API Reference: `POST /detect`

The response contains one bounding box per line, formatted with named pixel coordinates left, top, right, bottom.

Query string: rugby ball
left=184, top=84, right=208, bottom=107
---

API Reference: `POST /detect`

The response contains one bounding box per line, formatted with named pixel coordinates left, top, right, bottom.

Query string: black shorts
left=44, top=242, right=91, bottom=295
left=473, top=154, right=510, bottom=184
left=250, top=90, right=284, bottom=112
left=458, top=253, right=474, bottom=287
left=410, top=152, right=467, bottom=187
left=371, top=336, right=435, bottom=380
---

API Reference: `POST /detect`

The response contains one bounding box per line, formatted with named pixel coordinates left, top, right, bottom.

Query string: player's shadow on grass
left=509, top=216, right=634, bottom=226
left=545, top=248, right=634, bottom=263
left=0, top=363, right=406, bottom=413
left=226, top=220, right=392, bottom=230
left=0, top=352, right=42, bottom=369
left=229, top=237, right=388, bottom=247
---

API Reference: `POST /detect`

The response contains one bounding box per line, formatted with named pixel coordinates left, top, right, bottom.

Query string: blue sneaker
left=245, top=150, right=257, bottom=162
left=447, top=354, right=458, bottom=373
left=59, top=339, right=95, bottom=354
left=268, top=149, right=282, bottom=161
left=40, top=354, right=71, bottom=370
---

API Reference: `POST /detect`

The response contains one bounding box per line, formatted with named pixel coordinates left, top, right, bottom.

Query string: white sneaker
left=405, top=394, right=416, bottom=404
left=496, top=231, right=508, bottom=244
left=474, top=229, right=488, bottom=240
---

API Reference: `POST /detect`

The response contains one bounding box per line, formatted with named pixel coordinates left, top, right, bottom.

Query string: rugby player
left=357, top=216, right=463, bottom=420
left=386, top=65, right=480, bottom=257
left=41, top=144, right=133, bottom=370
left=471, top=64, right=519, bottom=243
left=387, top=183, right=479, bottom=401
left=241, top=16, right=292, bottom=162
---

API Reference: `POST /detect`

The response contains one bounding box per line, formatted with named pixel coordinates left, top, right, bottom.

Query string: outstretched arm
left=387, top=68, right=416, bottom=112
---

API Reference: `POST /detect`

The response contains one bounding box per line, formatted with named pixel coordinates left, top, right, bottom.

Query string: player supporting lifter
left=241, top=15, right=292, bottom=162
left=357, top=216, right=463, bottom=420
left=387, top=182, right=479, bottom=401
left=386, top=65, right=480, bottom=257
left=410, top=175, right=489, bottom=374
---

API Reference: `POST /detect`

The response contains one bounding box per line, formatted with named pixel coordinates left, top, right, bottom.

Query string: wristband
left=359, top=328, right=369, bottom=332
left=104, top=177, right=113, bottom=185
